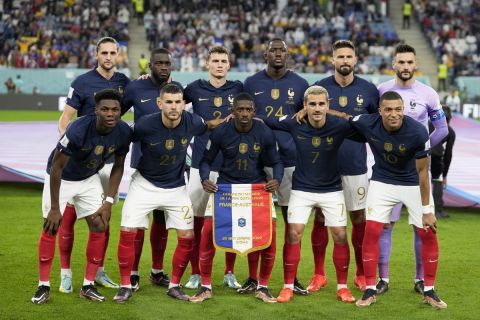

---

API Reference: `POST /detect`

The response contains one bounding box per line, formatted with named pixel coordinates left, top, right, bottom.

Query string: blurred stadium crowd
left=0, top=0, right=478, bottom=77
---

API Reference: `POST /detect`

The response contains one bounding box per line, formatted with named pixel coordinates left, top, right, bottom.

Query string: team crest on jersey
left=384, top=142, right=393, bottom=152
left=312, top=136, right=321, bottom=147
left=356, top=95, right=364, bottom=105
left=271, top=89, right=280, bottom=100
left=326, top=136, right=334, bottom=145
left=410, top=99, right=416, bottom=110
left=108, top=145, right=116, bottom=153
left=214, top=97, right=223, bottom=107
left=228, top=94, right=234, bottom=105
left=165, top=139, right=175, bottom=150
left=94, top=145, right=104, bottom=155
left=239, top=143, right=248, bottom=154
left=253, top=143, right=261, bottom=153
left=339, top=96, right=348, bottom=107
left=181, top=137, right=188, bottom=146
left=118, top=86, right=124, bottom=95
left=399, top=144, right=407, bottom=154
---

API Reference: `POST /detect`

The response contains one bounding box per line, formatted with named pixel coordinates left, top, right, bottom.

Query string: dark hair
left=95, top=36, right=119, bottom=52
left=332, top=40, right=355, bottom=53
left=380, top=91, right=404, bottom=105
left=151, top=47, right=170, bottom=59
left=394, top=44, right=416, bottom=56
left=267, top=38, right=287, bottom=49
left=233, top=92, right=255, bottom=107
left=94, top=89, right=122, bottom=105
left=207, top=46, right=230, bottom=60
left=160, top=83, right=183, bottom=98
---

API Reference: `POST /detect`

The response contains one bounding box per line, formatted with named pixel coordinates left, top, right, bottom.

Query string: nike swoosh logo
left=370, top=137, right=379, bottom=142
left=226, top=145, right=235, bottom=149
left=254, top=91, right=264, bottom=95
left=141, top=99, right=151, bottom=103
left=199, top=98, right=209, bottom=101
left=40, top=258, right=50, bottom=262
left=150, top=142, right=160, bottom=146
left=297, top=136, right=306, bottom=140
left=363, top=258, right=373, bottom=262
left=428, top=259, right=438, bottom=263
left=93, top=258, right=102, bottom=262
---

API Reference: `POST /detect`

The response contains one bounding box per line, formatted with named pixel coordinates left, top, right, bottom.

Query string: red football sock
left=151, top=219, right=168, bottom=270
left=118, top=230, right=136, bottom=286
left=171, top=237, right=194, bottom=284
left=100, top=225, right=110, bottom=268
left=58, top=205, right=76, bottom=269
left=85, top=231, right=106, bottom=281
left=351, top=221, right=366, bottom=276
left=283, top=242, right=299, bottom=285
left=225, top=252, right=237, bottom=274
left=362, top=220, right=384, bottom=286
left=415, top=227, right=439, bottom=287
left=38, top=230, right=56, bottom=282
left=311, top=218, right=328, bottom=275
left=191, top=216, right=204, bottom=275
left=333, top=242, right=350, bottom=285
left=199, top=219, right=215, bottom=286
left=259, top=220, right=276, bottom=286
left=247, top=251, right=260, bottom=281
left=132, top=229, right=145, bottom=272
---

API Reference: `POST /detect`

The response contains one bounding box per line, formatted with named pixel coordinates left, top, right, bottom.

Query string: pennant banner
left=212, top=184, right=273, bottom=256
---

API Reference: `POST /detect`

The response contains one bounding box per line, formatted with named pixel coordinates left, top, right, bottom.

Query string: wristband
left=422, top=205, right=433, bottom=214
left=104, top=196, right=114, bottom=204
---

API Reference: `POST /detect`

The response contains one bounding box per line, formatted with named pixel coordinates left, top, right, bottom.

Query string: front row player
left=350, top=91, right=447, bottom=309
left=190, top=92, right=283, bottom=304
left=32, top=89, right=132, bottom=304
left=261, top=86, right=358, bottom=303
left=114, top=84, right=226, bottom=303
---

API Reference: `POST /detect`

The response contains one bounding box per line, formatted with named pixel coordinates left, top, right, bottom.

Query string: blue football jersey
left=262, top=115, right=359, bottom=193
left=349, top=114, right=430, bottom=186
left=134, top=111, right=207, bottom=188
left=244, top=70, right=309, bottom=167
left=184, top=79, right=243, bottom=171
left=66, top=69, right=130, bottom=117
left=123, top=78, right=183, bottom=167
left=315, top=75, right=379, bottom=175
left=47, top=115, right=132, bottom=181
left=200, top=120, right=283, bottom=184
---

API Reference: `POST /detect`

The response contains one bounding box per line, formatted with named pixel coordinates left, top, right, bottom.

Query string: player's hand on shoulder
left=294, top=109, right=307, bottom=124
left=44, top=208, right=62, bottom=235
left=264, top=179, right=279, bottom=193
left=202, top=179, right=218, bottom=193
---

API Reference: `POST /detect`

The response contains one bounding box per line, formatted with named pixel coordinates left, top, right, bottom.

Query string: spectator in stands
left=438, top=62, right=448, bottom=92
left=4, top=77, right=16, bottom=94
left=138, top=53, right=148, bottom=75
left=445, top=89, right=461, bottom=112
left=134, top=0, right=144, bottom=26
left=13, top=74, right=23, bottom=94
left=403, top=0, right=413, bottom=29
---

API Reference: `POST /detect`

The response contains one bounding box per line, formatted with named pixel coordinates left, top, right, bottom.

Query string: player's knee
left=349, top=209, right=365, bottom=224
left=177, top=229, right=194, bottom=239
left=88, top=218, right=105, bottom=233
left=287, top=227, right=303, bottom=244
left=330, top=227, right=347, bottom=243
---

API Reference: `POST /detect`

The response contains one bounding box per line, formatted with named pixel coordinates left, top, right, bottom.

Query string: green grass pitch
left=0, top=182, right=478, bottom=320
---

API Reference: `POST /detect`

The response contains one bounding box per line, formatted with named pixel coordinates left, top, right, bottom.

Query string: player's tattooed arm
left=44, top=150, right=70, bottom=235
left=327, top=109, right=351, bottom=120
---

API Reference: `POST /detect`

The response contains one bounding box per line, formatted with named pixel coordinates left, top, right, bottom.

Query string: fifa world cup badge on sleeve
left=212, top=184, right=272, bottom=255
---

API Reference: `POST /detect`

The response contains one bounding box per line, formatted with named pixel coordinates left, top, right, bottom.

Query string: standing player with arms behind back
left=375, top=44, right=447, bottom=295
left=183, top=46, right=244, bottom=290
left=243, top=38, right=309, bottom=295
left=56, top=37, right=130, bottom=292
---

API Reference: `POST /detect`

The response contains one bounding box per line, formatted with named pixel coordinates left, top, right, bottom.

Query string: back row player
left=183, top=46, right=244, bottom=290
left=55, top=37, right=130, bottom=292
left=242, top=38, right=310, bottom=294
